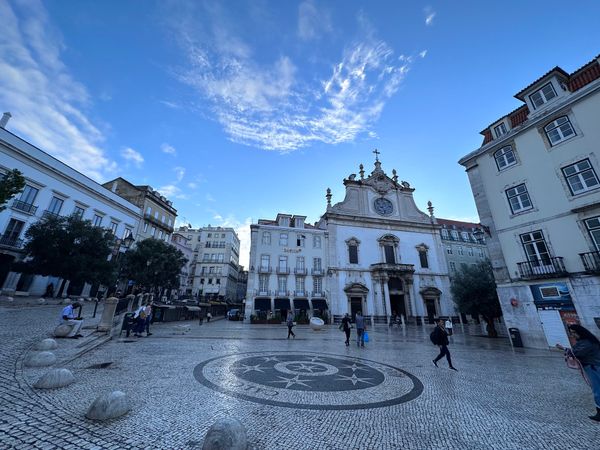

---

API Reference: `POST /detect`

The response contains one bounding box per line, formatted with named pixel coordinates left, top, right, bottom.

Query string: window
left=296, top=256, right=305, bottom=270
left=259, top=275, right=269, bottom=292
left=260, top=255, right=270, bottom=270
left=209, top=266, right=215, bottom=274
left=123, top=228, right=133, bottom=239
left=278, top=256, right=288, bottom=271
left=143, top=222, right=149, bottom=233
left=207, top=233, right=212, bottom=238
left=418, top=249, right=429, bottom=268
left=110, top=222, right=118, bottom=235
left=73, top=206, right=85, bottom=218
left=468, top=247, right=474, bottom=257
left=200, top=278, right=205, bottom=285
left=221, top=233, right=226, bottom=238
left=146, top=206, right=151, bottom=214
left=313, top=235, right=321, bottom=248
left=158, top=230, right=163, bottom=239
left=529, top=83, right=557, bottom=109
left=19, top=185, right=39, bottom=205
left=449, top=262, right=456, bottom=273
left=93, top=214, right=103, bottom=226
left=3, top=218, right=25, bottom=241
left=279, top=233, right=288, bottom=246
left=296, top=234, right=305, bottom=247
left=277, top=276, right=287, bottom=293
left=446, top=246, right=453, bottom=255
left=562, top=159, right=599, bottom=195
left=494, top=122, right=507, bottom=138
left=151, top=226, right=156, bottom=237
left=154, top=211, right=159, bottom=219
left=313, top=276, right=322, bottom=294
left=384, top=245, right=395, bottom=264
left=520, top=231, right=551, bottom=265
left=48, top=196, right=63, bottom=215
left=544, top=116, right=575, bottom=146
left=216, top=279, right=220, bottom=285
left=262, top=231, right=271, bottom=245
left=296, top=277, right=305, bottom=293
left=457, top=246, right=464, bottom=256
left=313, top=257, right=322, bottom=271
left=506, top=184, right=533, bottom=214
left=203, top=254, right=210, bottom=262
left=585, top=217, right=600, bottom=251
left=348, top=244, right=358, bottom=263
left=218, top=254, right=224, bottom=262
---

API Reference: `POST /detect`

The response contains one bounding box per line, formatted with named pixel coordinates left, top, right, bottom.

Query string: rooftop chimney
left=0, top=112, right=11, bottom=128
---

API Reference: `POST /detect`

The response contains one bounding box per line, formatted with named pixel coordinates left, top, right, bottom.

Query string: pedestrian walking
left=557, top=324, right=600, bottom=422
left=286, top=311, right=296, bottom=339
left=355, top=311, right=366, bottom=347
left=340, top=313, right=352, bottom=346
left=431, top=318, right=457, bottom=371
left=143, top=302, right=153, bottom=336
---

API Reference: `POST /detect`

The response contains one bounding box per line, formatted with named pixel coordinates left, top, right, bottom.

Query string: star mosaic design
left=271, top=374, right=314, bottom=388
left=233, top=364, right=266, bottom=373
left=336, top=373, right=375, bottom=386
left=287, top=363, right=327, bottom=373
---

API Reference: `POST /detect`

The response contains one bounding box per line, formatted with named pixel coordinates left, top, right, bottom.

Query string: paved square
left=1, top=305, right=599, bottom=449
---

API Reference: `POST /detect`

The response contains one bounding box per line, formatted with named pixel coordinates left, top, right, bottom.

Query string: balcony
left=311, top=291, right=325, bottom=298
left=143, top=213, right=175, bottom=233
left=258, top=266, right=272, bottom=273
left=276, top=266, right=290, bottom=274
left=255, top=290, right=272, bottom=297
left=580, top=251, right=600, bottom=274
left=311, top=268, right=324, bottom=276
left=11, top=199, right=38, bottom=215
left=0, top=235, right=24, bottom=249
left=42, top=210, right=60, bottom=220
left=293, top=290, right=307, bottom=297
left=294, top=267, right=307, bottom=275
left=275, top=290, right=289, bottom=297
left=517, top=257, right=567, bottom=280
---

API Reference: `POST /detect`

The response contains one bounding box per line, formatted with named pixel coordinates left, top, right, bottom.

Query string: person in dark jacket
left=557, top=324, right=600, bottom=422
left=431, top=318, right=457, bottom=371
left=286, top=311, right=296, bottom=339
left=340, top=313, right=352, bottom=346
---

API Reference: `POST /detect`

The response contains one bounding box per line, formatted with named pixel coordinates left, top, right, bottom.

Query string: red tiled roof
left=437, top=218, right=482, bottom=229
left=509, top=105, right=529, bottom=128
left=514, top=66, right=569, bottom=99
left=569, top=57, right=600, bottom=91
left=481, top=129, right=493, bottom=145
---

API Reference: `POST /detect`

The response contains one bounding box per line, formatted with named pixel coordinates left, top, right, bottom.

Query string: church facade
left=246, top=155, right=454, bottom=325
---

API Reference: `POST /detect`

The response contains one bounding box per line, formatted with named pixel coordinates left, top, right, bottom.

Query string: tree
left=18, top=215, right=116, bottom=296
left=0, top=169, right=25, bottom=211
left=450, top=260, right=503, bottom=337
left=121, top=238, right=187, bottom=295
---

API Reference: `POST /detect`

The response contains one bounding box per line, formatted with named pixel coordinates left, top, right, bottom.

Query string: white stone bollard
left=34, top=368, right=75, bottom=389
left=36, top=338, right=58, bottom=351
left=24, top=351, right=56, bottom=367
left=310, top=317, right=324, bottom=331
left=203, top=418, right=248, bottom=450
left=86, top=391, right=130, bottom=421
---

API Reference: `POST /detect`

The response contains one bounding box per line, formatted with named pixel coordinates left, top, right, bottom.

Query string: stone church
left=317, top=154, right=453, bottom=324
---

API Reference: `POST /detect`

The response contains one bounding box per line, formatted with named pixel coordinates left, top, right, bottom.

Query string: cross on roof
left=373, top=148, right=380, bottom=162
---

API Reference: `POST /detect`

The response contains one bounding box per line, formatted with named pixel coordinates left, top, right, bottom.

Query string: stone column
left=381, top=277, right=390, bottom=323
left=126, top=294, right=136, bottom=312
left=97, top=297, right=119, bottom=332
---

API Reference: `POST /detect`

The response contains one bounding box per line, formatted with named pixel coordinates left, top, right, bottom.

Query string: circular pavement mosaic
left=193, top=352, right=423, bottom=410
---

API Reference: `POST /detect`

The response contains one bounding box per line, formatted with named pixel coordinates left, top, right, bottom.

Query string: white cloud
left=170, top=7, right=415, bottom=152
left=187, top=182, right=198, bottom=189
left=298, top=0, right=332, bottom=41
left=205, top=193, right=216, bottom=202
left=210, top=213, right=252, bottom=268
left=157, top=184, right=188, bottom=200
left=425, top=8, right=436, bottom=26
left=161, top=142, right=177, bottom=155
left=0, top=1, right=116, bottom=181
left=174, top=166, right=185, bottom=182
left=121, top=147, right=144, bottom=167
left=159, top=100, right=181, bottom=109
left=419, top=50, right=428, bottom=59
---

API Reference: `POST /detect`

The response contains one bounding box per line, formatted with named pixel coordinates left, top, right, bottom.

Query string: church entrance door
left=389, top=294, right=405, bottom=318
left=425, top=299, right=437, bottom=324
left=349, top=297, right=362, bottom=321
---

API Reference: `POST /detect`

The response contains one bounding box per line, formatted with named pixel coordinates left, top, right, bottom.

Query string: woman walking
left=340, top=313, right=352, bottom=346
left=286, top=311, right=296, bottom=339
left=557, top=324, right=600, bottom=422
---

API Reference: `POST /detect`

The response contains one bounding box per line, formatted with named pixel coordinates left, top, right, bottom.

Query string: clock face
left=374, top=197, right=393, bottom=216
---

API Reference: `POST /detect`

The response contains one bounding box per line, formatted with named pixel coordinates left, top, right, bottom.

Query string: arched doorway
left=343, top=282, right=369, bottom=321
left=388, top=277, right=405, bottom=318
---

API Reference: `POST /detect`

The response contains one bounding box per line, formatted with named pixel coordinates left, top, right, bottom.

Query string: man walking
left=355, top=311, right=366, bottom=348
left=431, top=318, right=457, bottom=371
left=340, top=313, right=352, bottom=346
left=286, top=311, right=296, bottom=339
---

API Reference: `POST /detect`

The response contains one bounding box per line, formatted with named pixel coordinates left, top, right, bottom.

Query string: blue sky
left=1, top=0, right=599, bottom=267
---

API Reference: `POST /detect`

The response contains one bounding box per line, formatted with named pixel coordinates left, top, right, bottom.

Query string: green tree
left=0, top=169, right=25, bottom=211
left=450, top=260, right=503, bottom=337
left=18, top=215, right=116, bottom=296
left=121, top=238, right=187, bottom=295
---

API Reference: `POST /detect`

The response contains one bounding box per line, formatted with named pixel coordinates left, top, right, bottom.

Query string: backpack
left=430, top=329, right=439, bottom=345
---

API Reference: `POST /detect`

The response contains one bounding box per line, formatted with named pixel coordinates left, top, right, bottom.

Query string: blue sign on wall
left=530, top=282, right=573, bottom=307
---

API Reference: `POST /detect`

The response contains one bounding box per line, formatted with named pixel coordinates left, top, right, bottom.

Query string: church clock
left=374, top=197, right=393, bottom=216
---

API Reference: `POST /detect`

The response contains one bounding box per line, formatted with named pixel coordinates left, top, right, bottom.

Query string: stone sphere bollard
left=24, top=351, right=56, bottom=367
left=54, top=324, right=72, bottom=338
left=202, top=418, right=248, bottom=450
left=310, top=317, right=325, bottom=331
left=37, top=298, right=46, bottom=304
left=34, top=368, right=75, bottom=389
left=36, top=338, right=58, bottom=351
left=86, top=391, right=129, bottom=421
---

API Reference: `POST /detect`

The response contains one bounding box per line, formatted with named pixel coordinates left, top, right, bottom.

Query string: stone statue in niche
left=348, top=173, right=356, bottom=180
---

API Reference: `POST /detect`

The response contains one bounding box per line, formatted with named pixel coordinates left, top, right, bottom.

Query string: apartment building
left=436, top=218, right=489, bottom=278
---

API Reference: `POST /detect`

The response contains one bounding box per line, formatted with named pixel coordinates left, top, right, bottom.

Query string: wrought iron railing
left=12, top=199, right=38, bottom=214
left=294, top=267, right=307, bottom=275
left=257, top=266, right=272, bottom=273
left=42, top=210, right=60, bottom=220
left=580, top=251, right=600, bottom=273
left=0, top=235, right=23, bottom=248
left=311, top=268, right=324, bottom=275
left=276, top=267, right=290, bottom=274
left=517, top=257, right=567, bottom=280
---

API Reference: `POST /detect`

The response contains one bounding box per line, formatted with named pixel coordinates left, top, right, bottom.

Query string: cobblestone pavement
left=1, top=305, right=599, bottom=449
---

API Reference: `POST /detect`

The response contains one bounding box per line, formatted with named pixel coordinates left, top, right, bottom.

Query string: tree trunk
left=57, top=278, right=68, bottom=298
left=483, top=316, right=498, bottom=338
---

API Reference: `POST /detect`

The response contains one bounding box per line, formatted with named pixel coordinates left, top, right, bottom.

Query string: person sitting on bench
left=60, top=301, right=83, bottom=338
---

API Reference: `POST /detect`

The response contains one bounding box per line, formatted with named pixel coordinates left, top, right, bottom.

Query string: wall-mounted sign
left=284, top=248, right=302, bottom=253
left=510, top=298, right=519, bottom=307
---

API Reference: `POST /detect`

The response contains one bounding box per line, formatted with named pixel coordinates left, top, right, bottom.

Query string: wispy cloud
left=157, top=184, right=187, bottom=200
left=159, top=100, right=181, bottom=109
left=0, top=0, right=116, bottom=180
left=205, top=193, right=216, bottom=202
left=121, top=147, right=144, bottom=167
left=169, top=6, right=415, bottom=152
left=298, top=0, right=332, bottom=41
left=419, top=50, right=428, bottom=58
left=424, top=8, right=436, bottom=26
left=173, top=166, right=185, bottom=182
left=161, top=142, right=177, bottom=155
left=187, top=182, right=198, bottom=189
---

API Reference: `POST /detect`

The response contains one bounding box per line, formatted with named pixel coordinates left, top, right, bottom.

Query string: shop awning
left=254, top=298, right=271, bottom=311
left=294, top=299, right=310, bottom=310
left=274, top=298, right=291, bottom=310
left=198, top=302, right=211, bottom=307
left=311, top=299, right=328, bottom=310
left=185, top=306, right=201, bottom=311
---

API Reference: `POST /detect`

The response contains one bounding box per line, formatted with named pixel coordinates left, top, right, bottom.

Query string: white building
left=179, top=226, right=241, bottom=303
left=0, top=116, right=141, bottom=297
left=459, top=55, right=600, bottom=348
left=246, top=214, right=328, bottom=320
left=170, top=231, right=193, bottom=296
left=246, top=157, right=454, bottom=325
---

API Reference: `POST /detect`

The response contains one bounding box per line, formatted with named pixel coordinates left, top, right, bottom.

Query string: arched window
left=346, top=237, right=361, bottom=264
left=416, top=244, right=429, bottom=269
left=377, top=234, right=400, bottom=264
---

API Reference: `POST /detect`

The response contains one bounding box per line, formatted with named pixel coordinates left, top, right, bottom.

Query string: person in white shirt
left=59, top=302, right=83, bottom=338
left=445, top=318, right=454, bottom=336
left=133, top=304, right=147, bottom=337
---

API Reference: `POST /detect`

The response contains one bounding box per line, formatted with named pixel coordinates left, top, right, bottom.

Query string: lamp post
left=113, top=234, right=135, bottom=296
